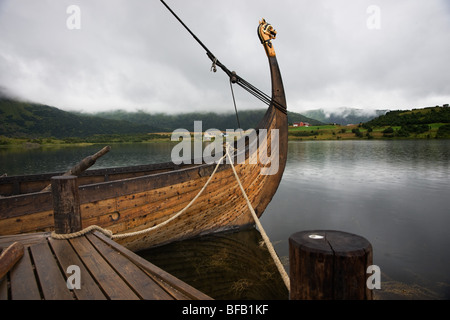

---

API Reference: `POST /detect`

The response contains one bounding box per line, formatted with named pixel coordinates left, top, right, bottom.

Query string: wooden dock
left=0, top=231, right=212, bottom=300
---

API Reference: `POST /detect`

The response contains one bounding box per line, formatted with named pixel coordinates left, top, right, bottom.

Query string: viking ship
left=0, top=13, right=288, bottom=252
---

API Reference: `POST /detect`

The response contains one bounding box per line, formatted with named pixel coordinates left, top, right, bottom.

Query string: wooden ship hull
left=0, top=19, right=287, bottom=252
left=139, top=228, right=289, bottom=300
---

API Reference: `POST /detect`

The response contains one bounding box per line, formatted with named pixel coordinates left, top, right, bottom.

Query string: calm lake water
left=262, top=140, right=450, bottom=299
left=1, top=140, right=449, bottom=299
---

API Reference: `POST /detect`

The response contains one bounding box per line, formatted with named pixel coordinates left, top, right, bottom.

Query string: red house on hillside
left=293, top=122, right=310, bottom=127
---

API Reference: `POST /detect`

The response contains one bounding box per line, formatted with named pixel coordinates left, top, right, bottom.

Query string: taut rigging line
left=160, top=0, right=287, bottom=115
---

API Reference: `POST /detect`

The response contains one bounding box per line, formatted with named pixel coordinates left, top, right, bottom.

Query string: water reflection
left=262, top=140, right=450, bottom=299
left=1, top=140, right=449, bottom=299
left=0, top=143, right=175, bottom=175
left=138, top=228, right=289, bottom=300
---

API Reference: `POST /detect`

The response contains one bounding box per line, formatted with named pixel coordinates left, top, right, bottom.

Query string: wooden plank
left=0, top=161, right=183, bottom=197
left=86, top=233, right=173, bottom=300
left=0, top=192, right=53, bottom=219
left=9, top=248, right=41, bottom=300
left=81, top=168, right=242, bottom=232
left=69, top=236, right=139, bottom=300
left=0, top=275, right=7, bottom=300
left=77, top=164, right=220, bottom=205
left=30, top=242, right=73, bottom=300
left=49, top=238, right=106, bottom=300
left=0, top=210, right=54, bottom=236
left=94, top=232, right=212, bottom=300
left=93, top=233, right=189, bottom=300
left=0, top=232, right=48, bottom=249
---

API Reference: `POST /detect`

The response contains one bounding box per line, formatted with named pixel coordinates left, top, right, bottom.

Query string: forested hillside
left=363, top=105, right=450, bottom=139
left=1, top=97, right=322, bottom=139
left=0, top=98, right=162, bottom=138
left=365, top=106, right=450, bottom=127
left=93, top=109, right=323, bottom=132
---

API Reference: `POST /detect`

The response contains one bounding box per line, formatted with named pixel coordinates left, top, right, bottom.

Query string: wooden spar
left=40, top=146, right=111, bottom=192
left=0, top=242, right=24, bottom=279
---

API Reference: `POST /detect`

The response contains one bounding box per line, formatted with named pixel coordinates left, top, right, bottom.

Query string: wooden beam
left=41, top=146, right=110, bottom=192
left=0, top=242, right=25, bottom=280
left=51, top=175, right=82, bottom=235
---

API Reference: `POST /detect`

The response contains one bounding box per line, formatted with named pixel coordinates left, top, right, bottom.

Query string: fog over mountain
left=1, top=0, right=449, bottom=114
left=302, top=107, right=389, bottom=125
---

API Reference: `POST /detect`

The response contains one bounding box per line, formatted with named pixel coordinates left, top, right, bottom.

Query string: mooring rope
left=223, top=144, right=290, bottom=291
left=51, top=153, right=227, bottom=241
left=51, top=144, right=290, bottom=291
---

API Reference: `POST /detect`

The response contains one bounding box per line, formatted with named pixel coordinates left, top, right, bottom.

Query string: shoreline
left=1, top=124, right=448, bottom=149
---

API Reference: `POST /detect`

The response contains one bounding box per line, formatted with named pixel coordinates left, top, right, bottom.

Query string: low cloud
left=1, top=0, right=449, bottom=114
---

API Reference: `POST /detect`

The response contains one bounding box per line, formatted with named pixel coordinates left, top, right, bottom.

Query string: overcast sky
left=1, top=0, right=449, bottom=115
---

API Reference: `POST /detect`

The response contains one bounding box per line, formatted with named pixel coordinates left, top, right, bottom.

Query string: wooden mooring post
left=51, top=175, right=82, bottom=234
left=289, top=230, right=373, bottom=300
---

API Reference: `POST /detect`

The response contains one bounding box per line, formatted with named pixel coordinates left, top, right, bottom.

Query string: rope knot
left=50, top=225, right=113, bottom=240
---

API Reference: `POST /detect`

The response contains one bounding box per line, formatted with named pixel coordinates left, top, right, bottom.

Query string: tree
left=436, top=124, right=450, bottom=139
left=383, top=127, right=394, bottom=138
left=352, top=128, right=363, bottom=138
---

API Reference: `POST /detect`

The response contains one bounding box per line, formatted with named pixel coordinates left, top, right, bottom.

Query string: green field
left=1, top=122, right=448, bottom=149
left=0, top=133, right=172, bottom=148
left=288, top=123, right=448, bottom=140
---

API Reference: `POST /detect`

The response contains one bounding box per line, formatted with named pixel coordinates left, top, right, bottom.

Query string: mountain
left=302, top=107, right=389, bottom=125
left=365, top=105, right=450, bottom=127
left=93, top=109, right=324, bottom=131
left=0, top=98, right=162, bottom=138
left=1, top=97, right=322, bottom=139
left=286, top=111, right=324, bottom=126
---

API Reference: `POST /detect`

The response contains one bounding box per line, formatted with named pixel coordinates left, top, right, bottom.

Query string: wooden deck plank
left=0, top=232, right=48, bottom=249
left=139, top=266, right=191, bottom=300
left=69, top=236, right=139, bottom=300
left=87, top=233, right=173, bottom=300
left=9, top=248, right=41, bottom=300
left=30, top=242, right=73, bottom=300
left=0, top=275, right=7, bottom=300
left=49, top=238, right=107, bottom=300
left=94, top=232, right=212, bottom=300
left=0, top=232, right=212, bottom=300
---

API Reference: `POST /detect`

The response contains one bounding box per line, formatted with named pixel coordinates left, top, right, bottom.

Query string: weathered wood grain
left=49, top=237, right=106, bottom=300
left=289, top=230, right=373, bottom=300
left=9, top=248, right=41, bottom=300
left=0, top=242, right=24, bottom=280
left=51, top=175, right=82, bottom=234
left=30, top=242, right=74, bottom=300
left=0, top=232, right=213, bottom=300
left=69, top=235, right=139, bottom=300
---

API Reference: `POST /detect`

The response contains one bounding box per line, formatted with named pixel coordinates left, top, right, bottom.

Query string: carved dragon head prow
left=258, top=18, right=277, bottom=57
